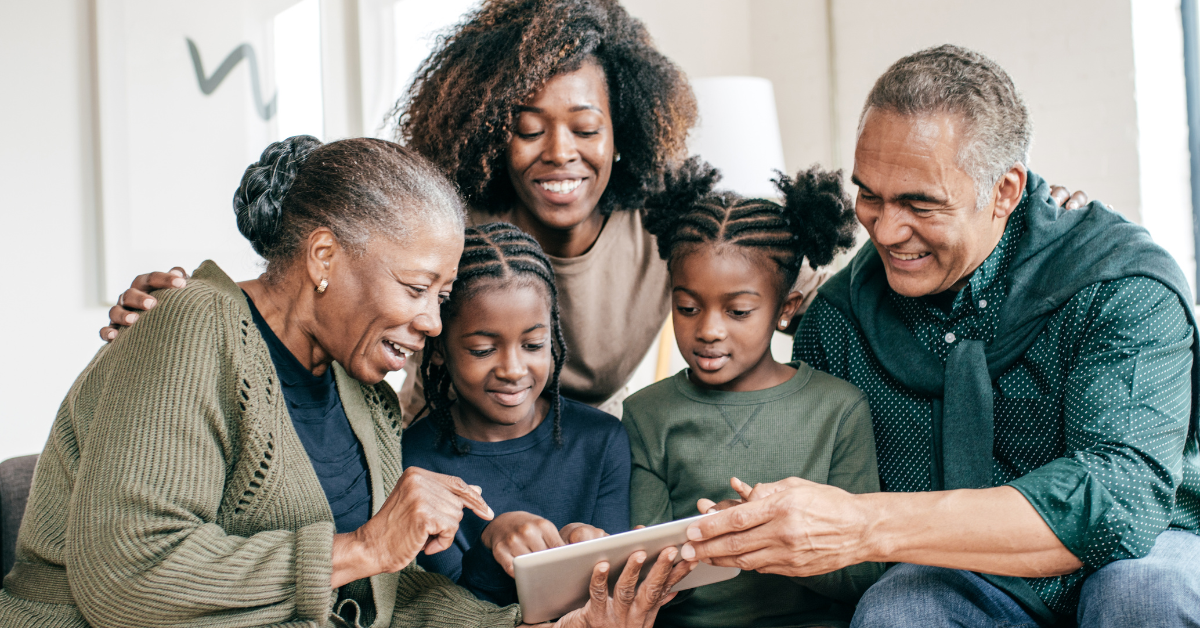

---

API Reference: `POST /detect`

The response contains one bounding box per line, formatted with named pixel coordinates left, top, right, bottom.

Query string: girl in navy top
left=401, top=222, right=630, bottom=606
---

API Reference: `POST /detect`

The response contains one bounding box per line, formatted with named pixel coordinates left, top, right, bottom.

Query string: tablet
left=512, top=514, right=741, bottom=624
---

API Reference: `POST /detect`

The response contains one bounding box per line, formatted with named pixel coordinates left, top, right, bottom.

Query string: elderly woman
left=0, top=136, right=687, bottom=628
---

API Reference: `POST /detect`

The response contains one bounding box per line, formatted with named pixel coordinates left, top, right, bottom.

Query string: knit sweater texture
left=0, top=261, right=521, bottom=628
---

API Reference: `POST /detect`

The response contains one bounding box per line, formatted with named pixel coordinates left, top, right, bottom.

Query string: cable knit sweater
left=0, top=261, right=521, bottom=628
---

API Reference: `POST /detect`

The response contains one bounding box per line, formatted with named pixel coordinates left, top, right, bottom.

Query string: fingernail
left=706, top=508, right=717, bottom=514
left=106, top=330, right=116, bottom=340
left=486, top=507, right=494, bottom=519
left=680, top=544, right=695, bottom=560
left=145, top=299, right=156, bottom=309
left=664, top=547, right=678, bottom=561
left=172, top=278, right=185, bottom=288
left=170, top=269, right=183, bottom=277
left=687, top=526, right=702, bottom=541
left=127, top=313, right=138, bottom=323
left=598, top=563, right=608, bottom=574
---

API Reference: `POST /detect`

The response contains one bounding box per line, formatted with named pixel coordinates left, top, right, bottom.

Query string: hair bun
left=647, top=156, right=721, bottom=212
left=774, top=166, right=857, bottom=267
left=233, top=135, right=323, bottom=256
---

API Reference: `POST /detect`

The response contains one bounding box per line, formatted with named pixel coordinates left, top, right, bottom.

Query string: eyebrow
left=851, top=175, right=950, bottom=206
left=463, top=323, right=547, bottom=338
left=673, top=286, right=761, bottom=299
left=515, top=104, right=603, bottom=114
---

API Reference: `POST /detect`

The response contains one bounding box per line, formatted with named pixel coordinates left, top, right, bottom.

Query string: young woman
left=622, top=160, right=884, bottom=628
left=402, top=222, right=630, bottom=607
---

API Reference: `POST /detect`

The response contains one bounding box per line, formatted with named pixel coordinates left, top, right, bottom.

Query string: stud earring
left=614, top=152, right=621, bottom=163
left=778, top=318, right=789, bottom=330
left=316, top=278, right=328, bottom=294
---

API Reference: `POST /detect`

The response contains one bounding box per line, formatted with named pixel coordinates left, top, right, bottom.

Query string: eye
left=575, top=129, right=600, bottom=137
left=523, top=342, right=546, bottom=352
left=438, top=292, right=451, bottom=305
left=675, top=305, right=699, bottom=316
left=728, top=308, right=754, bottom=319
left=516, top=130, right=544, bottom=140
left=406, top=284, right=428, bottom=299
left=468, top=348, right=495, bottom=358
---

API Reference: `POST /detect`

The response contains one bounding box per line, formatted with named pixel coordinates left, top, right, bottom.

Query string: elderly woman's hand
left=537, top=547, right=694, bottom=628
left=331, top=467, right=493, bottom=588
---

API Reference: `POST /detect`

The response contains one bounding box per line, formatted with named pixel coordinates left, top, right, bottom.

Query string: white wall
left=0, top=0, right=111, bottom=461
left=0, top=0, right=1192, bottom=461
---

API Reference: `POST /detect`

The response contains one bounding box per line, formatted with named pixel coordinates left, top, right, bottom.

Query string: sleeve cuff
left=294, top=522, right=336, bottom=620
left=394, top=568, right=522, bottom=627
left=1007, top=458, right=1129, bottom=569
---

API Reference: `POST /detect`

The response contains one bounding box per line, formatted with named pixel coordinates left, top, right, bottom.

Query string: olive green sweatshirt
left=0, top=261, right=520, bottom=628
left=623, top=363, right=885, bottom=628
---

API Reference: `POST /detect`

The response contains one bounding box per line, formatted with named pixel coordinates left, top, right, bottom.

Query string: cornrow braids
left=645, top=159, right=858, bottom=296
left=417, top=222, right=568, bottom=455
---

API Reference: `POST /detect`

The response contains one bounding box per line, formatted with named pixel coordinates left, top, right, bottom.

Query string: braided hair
left=644, top=157, right=859, bottom=296
left=418, top=222, right=568, bottom=455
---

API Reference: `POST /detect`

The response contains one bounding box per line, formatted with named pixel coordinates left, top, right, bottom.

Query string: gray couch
left=0, top=454, right=38, bottom=579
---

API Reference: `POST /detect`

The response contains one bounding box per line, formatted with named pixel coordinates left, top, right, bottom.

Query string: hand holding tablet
left=513, top=514, right=741, bottom=624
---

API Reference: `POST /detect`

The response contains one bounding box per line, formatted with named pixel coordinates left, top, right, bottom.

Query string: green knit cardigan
left=0, top=261, right=521, bottom=628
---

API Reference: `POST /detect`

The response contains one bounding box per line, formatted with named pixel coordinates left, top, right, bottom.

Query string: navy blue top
left=402, top=398, right=631, bottom=605
left=245, top=293, right=373, bottom=535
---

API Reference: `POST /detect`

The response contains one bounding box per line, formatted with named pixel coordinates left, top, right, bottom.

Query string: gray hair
left=858, top=44, right=1031, bottom=210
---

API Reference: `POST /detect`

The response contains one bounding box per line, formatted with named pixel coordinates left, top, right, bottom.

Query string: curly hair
left=417, top=222, right=568, bottom=455
left=644, top=158, right=859, bottom=296
left=394, top=0, right=697, bottom=215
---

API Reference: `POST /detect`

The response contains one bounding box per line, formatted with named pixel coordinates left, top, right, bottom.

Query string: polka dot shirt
left=794, top=199, right=1197, bottom=615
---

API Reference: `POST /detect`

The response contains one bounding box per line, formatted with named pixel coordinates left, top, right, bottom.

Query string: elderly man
left=680, top=45, right=1200, bottom=626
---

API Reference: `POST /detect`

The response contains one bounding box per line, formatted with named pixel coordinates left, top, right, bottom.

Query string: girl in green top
left=622, top=160, right=885, bottom=628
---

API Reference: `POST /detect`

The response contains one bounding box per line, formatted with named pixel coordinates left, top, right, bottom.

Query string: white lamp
left=687, top=76, right=787, bottom=198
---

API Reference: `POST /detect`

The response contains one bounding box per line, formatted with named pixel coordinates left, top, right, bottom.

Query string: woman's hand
left=1049, top=185, right=1089, bottom=210
left=547, top=547, right=695, bottom=628
left=101, top=267, right=189, bottom=341
left=482, top=511, right=566, bottom=577
left=331, top=467, right=493, bottom=588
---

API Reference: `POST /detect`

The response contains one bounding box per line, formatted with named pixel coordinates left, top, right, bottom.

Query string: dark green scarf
left=819, top=171, right=1200, bottom=619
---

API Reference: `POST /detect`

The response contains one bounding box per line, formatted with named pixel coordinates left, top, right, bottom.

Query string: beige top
left=400, top=208, right=828, bottom=422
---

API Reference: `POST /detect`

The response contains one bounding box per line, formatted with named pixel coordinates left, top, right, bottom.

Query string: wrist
left=331, top=529, right=376, bottom=588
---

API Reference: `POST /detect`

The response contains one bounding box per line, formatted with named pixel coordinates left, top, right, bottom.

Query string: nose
left=409, top=294, right=443, bottom=339
left=541, top=124, right=578, bottom=167
left=494, top=345, right=528, bottom=382
left=696, top=309, right=726, bottom=343
left=872, top=203, right=914, bottom=248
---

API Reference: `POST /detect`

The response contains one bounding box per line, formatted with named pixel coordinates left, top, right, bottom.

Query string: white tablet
left=512, top=514, right=741, bottom=624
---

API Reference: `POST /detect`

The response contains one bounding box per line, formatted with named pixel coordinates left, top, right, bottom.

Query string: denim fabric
left=851, top=530, right=1200, bottom=627
left=1077, top=530, right=1200, bottom=627
left=850, top=564, right=1040, bottom=628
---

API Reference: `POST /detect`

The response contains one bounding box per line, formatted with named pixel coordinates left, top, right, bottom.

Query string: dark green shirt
left=794, top=198, right=1198, bottom=615
left=624, top=363, right=884, bottom=628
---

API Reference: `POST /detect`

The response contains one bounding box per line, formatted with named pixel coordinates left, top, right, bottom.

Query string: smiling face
left=506, top=60, right=615, bottom=241
left=670, top=245, right=802, bottom=392
left=435, top=280, right=554, bottom=441
left=853, top=108, right=1015, bottom=297
left=314, top=220, right=464, bottom=384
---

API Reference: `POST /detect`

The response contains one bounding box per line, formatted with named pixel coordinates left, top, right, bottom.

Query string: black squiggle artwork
left=186, top=38, right=277, bottom=121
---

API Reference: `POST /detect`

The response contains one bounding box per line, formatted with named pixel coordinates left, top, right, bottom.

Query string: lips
left=693, top=350, right=730, bottom=372
left=381, top=339, right=415, bottom=372
left=488, top=387, right=531, bottom=407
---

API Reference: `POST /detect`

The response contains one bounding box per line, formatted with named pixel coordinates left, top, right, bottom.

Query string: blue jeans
left=850, top=530, right=1200, bottom=627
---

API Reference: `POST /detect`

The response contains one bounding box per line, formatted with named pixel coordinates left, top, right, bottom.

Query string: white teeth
left=892, top=251, right=929, bottom=261
left=539, top=179, right=582, bottom=194
left=387, top=341, right=414, bottom=358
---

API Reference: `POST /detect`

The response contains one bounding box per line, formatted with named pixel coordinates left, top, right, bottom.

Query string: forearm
left=862, top=486, right=1082, bottom=577
left=332, top=530, right=380, bottom=588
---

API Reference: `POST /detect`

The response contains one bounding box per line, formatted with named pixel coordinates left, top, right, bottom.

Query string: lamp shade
left=687, top=76, right=787, bottom=199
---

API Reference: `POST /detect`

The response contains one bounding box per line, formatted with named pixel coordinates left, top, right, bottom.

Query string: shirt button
left=945, top=332, right=957, bottom=343
left=978, top=299, right=988, bottom=308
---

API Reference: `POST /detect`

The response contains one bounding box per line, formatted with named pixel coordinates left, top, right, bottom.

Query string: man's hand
left=681, top=477, right=872, bottom=578
left=101, top=267, right=189, bottom=341
left=1049, top=185, right=1089, bottom=210
left=560, top=522, right=609, bottom=544
left=481, top=511, right=568, bottom=577
left=548, top=548, right=695, bottom=628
